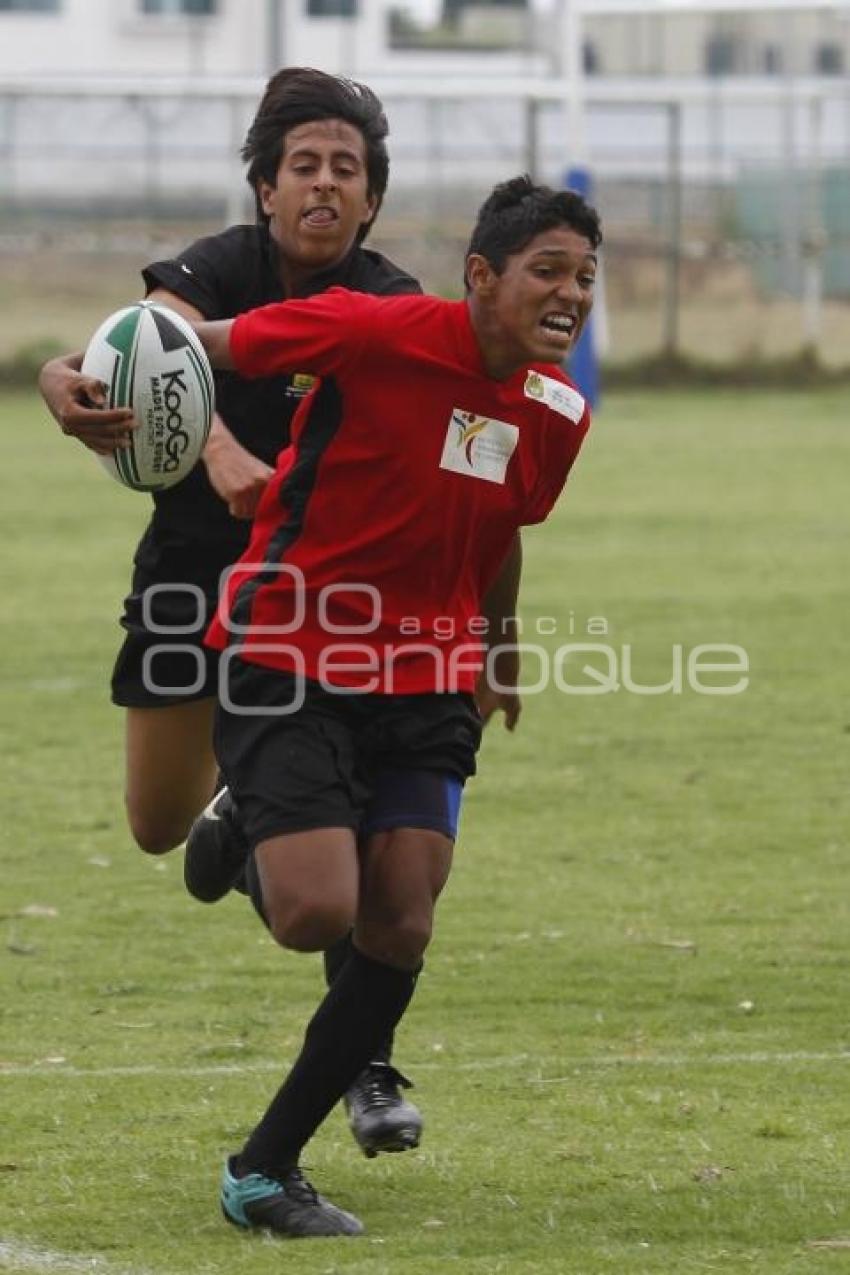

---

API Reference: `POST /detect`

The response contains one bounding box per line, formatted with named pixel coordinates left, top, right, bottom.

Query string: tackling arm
left=38, top=350, right=137, bottom=455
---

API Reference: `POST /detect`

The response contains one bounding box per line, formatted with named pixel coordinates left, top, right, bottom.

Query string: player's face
left=470, top=227, right=597, bottom=378
left=260, top=119, right=378, bottom=279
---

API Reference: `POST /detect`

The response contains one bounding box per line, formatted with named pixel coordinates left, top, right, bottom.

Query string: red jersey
left=206, top=288, right=590, bottom=693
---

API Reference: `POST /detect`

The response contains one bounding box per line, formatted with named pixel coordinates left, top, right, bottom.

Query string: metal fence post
left=0, top=91, right=17, bottom=208
left=664, top=99, right=682, bottom=358
left=801, top=93, right=824, bottom=355
left=524, top=94, right=540, bottom=180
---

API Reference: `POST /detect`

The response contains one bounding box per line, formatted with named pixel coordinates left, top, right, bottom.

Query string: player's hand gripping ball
left=81, top=302, right=214, bottom=491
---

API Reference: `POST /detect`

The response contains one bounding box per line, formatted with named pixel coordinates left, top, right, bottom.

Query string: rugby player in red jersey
left=187, top=174, right=601, bottom=1239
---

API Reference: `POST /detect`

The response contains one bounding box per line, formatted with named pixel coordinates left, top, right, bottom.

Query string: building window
left=763, top=44, right=782, bottom=75
left=705, top=35, right=737, bottom=76
left=815, top=42, right=844, bottom=74
left=0, top=0, right=59, bottom=10
left=140, top=0, right=216, bottom=14
left=306, top=0, right=357, bottom=15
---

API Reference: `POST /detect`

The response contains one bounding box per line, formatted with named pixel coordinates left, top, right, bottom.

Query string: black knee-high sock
left=236, top=948, right=419, bottom=1177
left=243, top=876, right=397, bottom=1067
left=322, top=932, right=351, bottom=984
left=323, top=933, right=396, bottom=1067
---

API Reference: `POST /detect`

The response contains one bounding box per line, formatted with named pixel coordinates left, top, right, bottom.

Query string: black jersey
left=137, top=224, right=421, bottom=574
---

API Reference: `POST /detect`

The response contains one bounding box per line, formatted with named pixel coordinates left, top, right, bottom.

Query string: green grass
left=1, top=388, right=849, bottom=1275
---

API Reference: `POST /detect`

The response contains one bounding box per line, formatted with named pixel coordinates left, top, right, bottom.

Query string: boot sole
left=356, top=1125, right=421, bottom=1159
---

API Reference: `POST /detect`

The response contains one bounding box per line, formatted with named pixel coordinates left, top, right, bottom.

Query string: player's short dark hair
left=241, top=66, right=390, bottom=241
left=465, top=174, right=602, bottom=285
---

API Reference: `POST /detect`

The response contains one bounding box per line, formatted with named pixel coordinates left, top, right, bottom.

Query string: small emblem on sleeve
left=524, top=371, right=585, bottom=422
left=525, top=371, right=545, bottom=400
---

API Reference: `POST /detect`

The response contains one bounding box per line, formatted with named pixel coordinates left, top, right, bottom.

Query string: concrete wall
left=580, top=9, right=850, bottom=78
left=0, top=0, right=384, bottom=78
left=0, top=0, right=260, bottom=77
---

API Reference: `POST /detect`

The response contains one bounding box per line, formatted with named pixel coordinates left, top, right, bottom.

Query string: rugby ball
left=81, top=301, right=214, bottom=491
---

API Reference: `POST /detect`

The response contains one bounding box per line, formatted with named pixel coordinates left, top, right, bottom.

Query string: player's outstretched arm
left=147, top=290, right=272, bottom=519
left=191, top=317, right=236, bottom=371
left=38, top=351, right=137, bottom=456
left=476, top=532, right=523, bottom=732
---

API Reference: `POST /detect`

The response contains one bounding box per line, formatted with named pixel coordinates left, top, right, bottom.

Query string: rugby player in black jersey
left=38, top=66, right=437, bottom=1163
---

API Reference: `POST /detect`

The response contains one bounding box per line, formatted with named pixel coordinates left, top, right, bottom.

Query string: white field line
left=2, top=1050, right=850, bottom=1081
left=13, top=678, right=91, bottom=693
left=0, top=1239, right=153, bottom=1275
left=0, top=1054, right=527, bottom=1080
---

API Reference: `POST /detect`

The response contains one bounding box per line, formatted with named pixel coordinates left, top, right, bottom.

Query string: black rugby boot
left=183, top=788, right=249, bottom=903
left=344, top=1062, right=423, bottom=1158
left=221, top=1158, right=363, bottom=1238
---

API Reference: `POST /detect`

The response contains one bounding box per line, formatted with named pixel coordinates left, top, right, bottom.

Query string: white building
left=0, top=0, right=549, bottom=78
left=0, top=1, right=847, bottom=204
left=1, top=0, right=849, bottom=80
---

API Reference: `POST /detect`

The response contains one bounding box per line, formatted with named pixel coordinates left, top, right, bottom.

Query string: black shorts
left=214, top=658, right=482, bottom=845
left=110, top=531, right=236, bottom=709
left=111, top=584, right=220, bottom=708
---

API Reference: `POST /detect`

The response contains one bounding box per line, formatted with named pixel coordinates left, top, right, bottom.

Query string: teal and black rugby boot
left=183, top=788, right=249, bottom=903
left=344, top=1062, right=423, bottom=1159
left=220, top=1158, right=364, bottom=1238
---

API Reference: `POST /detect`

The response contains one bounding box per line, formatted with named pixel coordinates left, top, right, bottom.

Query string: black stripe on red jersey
left=229, top=378, right=344, bottom=639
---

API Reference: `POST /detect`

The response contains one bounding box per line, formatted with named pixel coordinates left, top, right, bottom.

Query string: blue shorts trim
left=360, top=769, right=465, bottom=841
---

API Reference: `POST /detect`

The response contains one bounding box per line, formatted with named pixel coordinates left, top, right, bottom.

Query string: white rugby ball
left=81, top=301, right=214, bottom=491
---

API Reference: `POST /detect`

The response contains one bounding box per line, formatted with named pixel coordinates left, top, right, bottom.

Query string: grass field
left=1, top=387, right=849, bottom=1275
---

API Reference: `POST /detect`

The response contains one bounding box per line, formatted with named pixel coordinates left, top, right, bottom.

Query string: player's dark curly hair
left=465, top=174, right=602, bottom=285
left=241, top=67, right=390, bottom=241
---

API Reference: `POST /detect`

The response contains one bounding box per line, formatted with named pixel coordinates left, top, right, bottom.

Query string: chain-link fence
left=3, top=80, right=849, bottom=372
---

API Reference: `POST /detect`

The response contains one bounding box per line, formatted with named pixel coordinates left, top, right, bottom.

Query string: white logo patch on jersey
left=439, top=409, right=519, bottom=485
left=524, top=371, right=585, bottom=422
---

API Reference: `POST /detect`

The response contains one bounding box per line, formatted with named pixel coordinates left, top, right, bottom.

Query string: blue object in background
left=564, top=165, right=599, bottom=408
